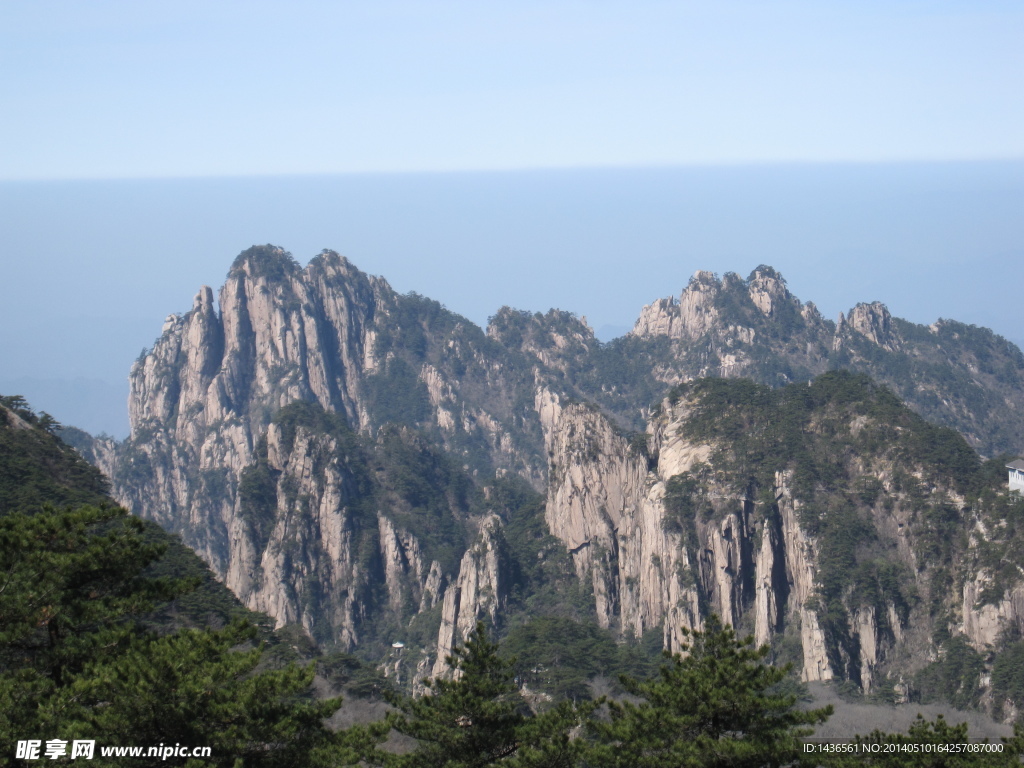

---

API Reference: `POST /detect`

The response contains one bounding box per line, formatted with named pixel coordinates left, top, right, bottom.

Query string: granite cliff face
left=539, top=389, right=702, bottom=651
left=115, top=247, right=548, bottom=569
left=91, top=246, right=1024, bottom=715
left=608, top=267, right=1024, bottom=457
left=108, top=246, right=553, bottom=672
left=540, top=374, right=1024, bottom=705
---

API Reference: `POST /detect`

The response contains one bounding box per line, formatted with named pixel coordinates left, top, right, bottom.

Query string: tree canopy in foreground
left=585, top=615, right=833, bottom=768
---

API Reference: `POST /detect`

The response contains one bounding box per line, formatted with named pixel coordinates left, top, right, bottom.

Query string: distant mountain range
left=71, top=245, right=1024, bottom=717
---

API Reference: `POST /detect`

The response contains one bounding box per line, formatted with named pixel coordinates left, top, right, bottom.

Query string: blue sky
left=0, top=2, right=1021, bottom=437
left=2, top=1, right=1022, bottom=178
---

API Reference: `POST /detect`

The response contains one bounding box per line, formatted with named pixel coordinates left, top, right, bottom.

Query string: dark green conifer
left=378, top=622, right=586, bottom=768
left=0, top=504, right=380, bottom=766
left=585, top=615, right=832, bottom=768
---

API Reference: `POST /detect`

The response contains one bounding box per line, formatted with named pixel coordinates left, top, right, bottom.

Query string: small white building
left=1008, top=459, right=1024, bottom=494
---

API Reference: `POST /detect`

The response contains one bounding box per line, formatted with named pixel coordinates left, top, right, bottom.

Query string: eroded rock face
left=539, top=387, right=978, bottom=692
left=623, top=268, right=1024, bottom=458
left=432, top=517, right=509, bottom=678
left=86, top=248, right=1024, bottom=705
left=114, top=245, right=552, bottom=595
left=774, top=475, right=832, bottom=683
left=962, top=575, right=1024, bottom=650
left=226, top=423, right=371, bottom=648
left=117, top=250, right=382, bottom=573
left=541, top=393, right=775, bottom=656
left=746, top=267, right=794, bottom=319
left=631, top=270, right=723, bottom=342
left=838, top=302, right=901, bottom=352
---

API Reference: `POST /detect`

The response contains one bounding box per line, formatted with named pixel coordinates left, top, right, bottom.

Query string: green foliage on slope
left=659, top=373, right=1010, bottom=703
left=376, top=622, right=589, bottom=768
left=671, top=371, right=983, bottom=500
left=0, top=396, right=388, bottom=765
left=0, top=502, right=379, bottom=767
left=585, top=615, right=833, bottom=768
left=0, top=396, right=110, bottom=510
left=914, top=636, right=985, bottom=711
left=238, top=399, right=483, bottom=652
left=501, top=616, right=662, bottom=703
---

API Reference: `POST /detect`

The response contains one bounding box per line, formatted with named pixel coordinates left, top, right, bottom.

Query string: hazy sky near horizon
left=0, top=3, right=1021, bottom=438
left=2, top=1, right=1022, bottom=178
left=2, top=163, right=1022, bottom=438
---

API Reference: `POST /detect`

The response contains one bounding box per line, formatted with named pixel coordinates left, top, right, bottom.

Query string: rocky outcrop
left=622, top=268, right=1024, bottom=458
left=112, top=247, right=559, bottom=626
left=83, top=246, right=1024, bottom=709
left=836, top=302, right=901, bottom=352
left=538, top=382, right=992, bottom=692
left=962, top=575, right=1024, bottom=650
left=631, top=297, right=680, bottom=339
left=432, top=517, right=509, bottom=678
left=487, top=308, right=595, bottom=376
left=773, top=472, right=833, bottom=682
left=226, top=422, right=368, bottom=647
left=379, top=514, right=429, bottom=612
left=631, top=270, right=722, bottom=341
left=539, top=392, right=707, bottom=648
left=746, top=267, right=796, bottom=319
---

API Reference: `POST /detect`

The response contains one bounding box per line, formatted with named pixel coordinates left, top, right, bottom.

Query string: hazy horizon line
left=5, top=156, right=1024, bottom=184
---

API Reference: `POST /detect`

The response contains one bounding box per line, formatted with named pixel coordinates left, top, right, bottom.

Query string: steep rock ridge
left=129, top=385, right=526, bottom=681
left=232, top=421, right=369, bottom=647
left=115, top=246, right=561, bottom=585
left=213, top=400, right=505, bottom=653
left=113, top=252, right=1024, bottom=588
left=82, top=247, right=1024, bottom=713
left=487, top=307, right=595, bottom=376
left=962, top=578, right=1024, bottom=651
left=541, top=389, right=836, bottom=675
left=631, top=297, right=679, bottom=339
left=378, top=514, right=429, bottom=612
left=631, top=270, right=724, bottom=341
left=542, top=398, right=648, bottom=629
left=130, top=251, right=379, bottom=437
left=774, top=471, right=832, bottom=683
left=432, top=517, right=510, bottom=678
left=835, top=302, right=901, bottom=352
left=613, top=267, right=1024, bottom=456
left=117, top=249, right=383, bottom=573
left=540, top=373, right=1024, bottom=699
left=537, top=386, right=704, bottom=646
left=960, top=504, right=1024, bottom=653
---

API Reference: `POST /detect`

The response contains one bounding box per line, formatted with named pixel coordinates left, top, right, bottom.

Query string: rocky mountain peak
left=227, top=244, right=302, bottom=282
left=632, top=267, right=802, bottom=341
left=486, top=307, right=595, bottom=375
left=837, top=301, right=901, bottom=352
left=630, top=269, right=723, bottom=340
left=746, top=265, right=795, bottom=319
left=84, top=246, right=1024, bottom=709
left=192, top=285, right=215, bottom=312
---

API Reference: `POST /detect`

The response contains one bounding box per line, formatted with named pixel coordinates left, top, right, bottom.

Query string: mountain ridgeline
left=86, top=245, right=1024, bottom=714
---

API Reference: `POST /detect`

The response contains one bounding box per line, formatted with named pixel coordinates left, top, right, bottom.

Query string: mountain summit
left=84, top=246, right=1024, bottom=713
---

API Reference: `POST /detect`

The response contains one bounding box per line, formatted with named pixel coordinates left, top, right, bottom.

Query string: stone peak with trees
left=63, top=245, right=1024, bottom=728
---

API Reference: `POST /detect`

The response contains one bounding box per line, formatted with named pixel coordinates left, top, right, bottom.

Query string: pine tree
left=585, top=615, right=832, bottom=768
left=60, top=620, right=385, bottom=767
left=377, top=622, right=586, bottom=768
left=0, top=504, right=381, bottom=766
left=0, top=504, right=177, bottom=743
